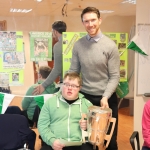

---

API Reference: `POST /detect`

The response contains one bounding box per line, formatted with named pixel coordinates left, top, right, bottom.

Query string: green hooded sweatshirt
left=38, top=91, right=93, bottom=147
left=22, top=81, right=58, bottom=120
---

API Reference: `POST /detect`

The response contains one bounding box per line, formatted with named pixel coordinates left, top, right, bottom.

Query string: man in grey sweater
left=69, top=7, right=120, bottom=150
left=33, top=21, right=67, bottom=95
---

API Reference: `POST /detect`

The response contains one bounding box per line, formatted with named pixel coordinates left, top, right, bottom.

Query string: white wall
left=134, top=0, right=150, bottom=147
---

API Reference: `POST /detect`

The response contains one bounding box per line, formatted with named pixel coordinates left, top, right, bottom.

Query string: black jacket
left=0, top=114, right=36, bottom=150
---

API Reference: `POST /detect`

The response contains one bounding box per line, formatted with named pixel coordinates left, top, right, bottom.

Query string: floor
left=118, top=107, right=133, bottom=150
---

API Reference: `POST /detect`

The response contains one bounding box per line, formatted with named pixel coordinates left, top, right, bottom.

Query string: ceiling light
left=25, top=9, right=32, bottom=13
left=36, top=0, right=42, bottom=2
left=99, top=10, right=114, bottom=13
left=10, top=8, right=32, bottom=13
left=122, top=0, right=136, bottom=4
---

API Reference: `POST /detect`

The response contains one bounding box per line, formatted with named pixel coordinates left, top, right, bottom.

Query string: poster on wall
left=30, top=32, right=52, bottom=62
left=0, top=31, right=23, bottom=51
left=9, top=70, right=24, bottom=86
left=0, top=73, right=9, bottom=87
left=104, top=33, right=128, bottom=82
left=62, top=32, right=128, bottom=82
left=3, top=51, right=24, bottom=69
left=62, top=32, right=87, bottom=77
left=0, top=31, right=16, bottom=51
left=0, top=31, right=24, bottom=86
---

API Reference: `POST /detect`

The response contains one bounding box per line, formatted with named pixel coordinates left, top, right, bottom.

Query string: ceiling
left=0, top=0, right=136, bottom=18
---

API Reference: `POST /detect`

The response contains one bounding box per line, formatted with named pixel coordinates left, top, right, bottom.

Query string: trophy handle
left=81, top=113, right=88, bottom=143
left=104, top=117, right=116, bottom=148
left=82, top=113, right=87, bottom=120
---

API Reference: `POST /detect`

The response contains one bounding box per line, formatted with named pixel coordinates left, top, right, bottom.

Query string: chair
left=31, top=105, right=45, bottom=146
left=0, top=114, right=36, bottom=150
left=5, top=106, right=22, bottom=114
left=130, top=131, right=140, bottom=150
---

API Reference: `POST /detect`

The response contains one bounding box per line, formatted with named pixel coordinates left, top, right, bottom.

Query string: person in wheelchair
left=22, top=65, right=59, bottom=127
left=38, top=72, right=99, bottom=150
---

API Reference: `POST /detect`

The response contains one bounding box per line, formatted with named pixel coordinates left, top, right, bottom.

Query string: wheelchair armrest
left=129, top=131, right=140, bottom=150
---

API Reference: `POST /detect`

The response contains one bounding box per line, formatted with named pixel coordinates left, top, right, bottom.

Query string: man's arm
left=100, top=43, right=120, bottom=108
left=42, top=42, right=62, bottom=88
left=33, top=42, right=62, bottom=95
left=102, top=44, right=120, bottom=99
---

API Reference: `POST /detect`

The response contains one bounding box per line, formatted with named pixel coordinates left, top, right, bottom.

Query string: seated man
left=22, top=65, right=59, bottom=127
left=142, top=100, right=150, bottom=150
left=38, top=72, right=97, bottom=150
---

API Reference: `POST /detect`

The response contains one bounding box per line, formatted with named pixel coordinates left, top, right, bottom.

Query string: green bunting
left=0, top=93, right=4, bottom=114
left=0, top=92, right=15, bottom=114
left=34, top=94, right=54, bottom=109
left=0, top=92, right=54, bottom=114
left=34, top=96, right=44, bottom=109
left=127, top=34, right=148, bottom=56
left=116, top=81, right=129, bottom=98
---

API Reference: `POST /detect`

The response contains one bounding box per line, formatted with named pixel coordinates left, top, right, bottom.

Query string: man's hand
left=52, top=139, right=65, bottom=150
left=32, top=84, right=45, bottom=95
left=79, top=119, right=87, bottom=131
left=100, top=97, right=109, bottom=108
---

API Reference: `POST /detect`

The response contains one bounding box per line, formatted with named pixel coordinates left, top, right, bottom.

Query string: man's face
left=62, top=76, right=81, bottom=100
left=82, top=12, right=101, bottom=37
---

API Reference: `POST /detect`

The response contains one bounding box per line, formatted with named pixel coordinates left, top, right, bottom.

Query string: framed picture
left=0, top=20, right=7, bottom=31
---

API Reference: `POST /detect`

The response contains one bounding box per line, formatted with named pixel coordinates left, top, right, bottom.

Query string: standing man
left=69, top=7, right=120, bottom=150
left=33, top=21, right=67, bottom=95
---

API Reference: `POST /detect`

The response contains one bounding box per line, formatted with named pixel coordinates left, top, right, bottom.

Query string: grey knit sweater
left=42, top=37, right=63, bottom=88
left=69, top=34, right=120, bottom=98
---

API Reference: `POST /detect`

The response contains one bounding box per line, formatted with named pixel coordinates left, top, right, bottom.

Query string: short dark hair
left=64, top=72, right=82, bottom=86
left=52, top=21, right=67, bottom=34
left=81, top=7, right=100, bottom=22
left=39, top=66, right=51, bottom=79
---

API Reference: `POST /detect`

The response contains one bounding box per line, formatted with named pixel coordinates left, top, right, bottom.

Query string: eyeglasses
left=63, top=83, right=80, bottom=89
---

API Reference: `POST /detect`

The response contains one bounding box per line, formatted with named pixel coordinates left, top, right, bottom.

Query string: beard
left=86, top=26, right=100, bottom=37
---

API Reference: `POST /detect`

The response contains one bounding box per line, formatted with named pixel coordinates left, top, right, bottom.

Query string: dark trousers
left=41, top=142, right=98, bottom=150
left=21, top=110, right=34, bottom=127
left=80, top=91, right=118, bottom=150
left=142, top=146, right=150, bottom=150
